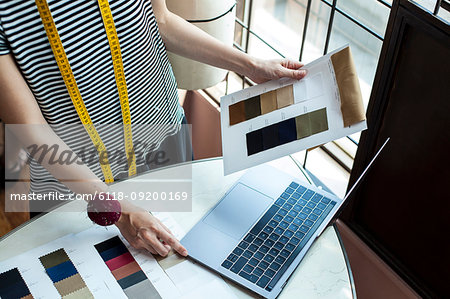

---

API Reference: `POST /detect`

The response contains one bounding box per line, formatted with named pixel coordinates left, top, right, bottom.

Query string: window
left=206, top=0, right=448, bottom=172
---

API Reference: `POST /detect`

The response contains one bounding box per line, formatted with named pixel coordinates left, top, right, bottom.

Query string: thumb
left=279, top=67, right=307, bottom=80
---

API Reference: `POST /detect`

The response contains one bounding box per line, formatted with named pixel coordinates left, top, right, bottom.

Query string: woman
left=0, top=0, right=306, bottom=257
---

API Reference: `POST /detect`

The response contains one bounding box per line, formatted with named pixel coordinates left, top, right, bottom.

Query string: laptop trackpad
left=203, top=183, right=273, bottom=240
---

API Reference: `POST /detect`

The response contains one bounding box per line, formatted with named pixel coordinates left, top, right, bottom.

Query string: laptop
left=181, top=139, right=388, bottom=298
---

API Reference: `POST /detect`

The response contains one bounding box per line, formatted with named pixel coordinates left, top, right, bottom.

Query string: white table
left=0, top=157, right=355, bottom=298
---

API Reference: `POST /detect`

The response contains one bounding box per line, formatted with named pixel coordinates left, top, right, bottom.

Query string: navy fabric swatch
left=278, top=118, right=297, bottom=145
left=99, top=243, right=129, bottom=262
left=0, top=269, right=31, bottom=299
left=45, top=260, right=78, bottom=283
left=262, top=124, right=279, bottom=150
left=246, top=129, right=264, bottom=156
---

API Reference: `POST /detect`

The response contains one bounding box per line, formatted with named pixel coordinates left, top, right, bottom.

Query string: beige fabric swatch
left=260, top=90, right=278, bottom=114
left=155, top=249, right=185, bottom=271
left=62, top=286, right=93, bottom=299
left=54, top=273, right=86, bottom=296
left=276, top=85, right=294, bottom=108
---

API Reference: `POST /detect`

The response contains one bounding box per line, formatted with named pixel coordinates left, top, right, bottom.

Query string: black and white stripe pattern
left=0, top=0, right=184, bottom=195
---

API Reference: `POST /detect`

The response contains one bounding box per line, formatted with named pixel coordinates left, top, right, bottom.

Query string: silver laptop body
left=181, top=164, right=341, bottom=298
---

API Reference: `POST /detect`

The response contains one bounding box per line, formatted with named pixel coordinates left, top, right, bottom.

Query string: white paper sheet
left=152, top=212, right=238, bottom=299
left=221, top=46, right=367, bottom=175
left=0, top=214, right=237, bottom=299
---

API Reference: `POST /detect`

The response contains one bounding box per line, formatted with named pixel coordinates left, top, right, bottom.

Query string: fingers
left=281, top=59, right=307, bottom=80
left=139, top=228, right=171, bottom=257
left=293, top=69, right=308, bottom=79
left=157, top=228, right=188, bottom=257
left=282, top=59, right=304, bottom=70
left=121, top=231, right=158, bottom=255
left=134, top=238, right=158, bottom=255
left=280, top=67, right=307, bottom=80
left=160, top=222, right=173, bottom=235
left=117, top=209, right=187, bottom=257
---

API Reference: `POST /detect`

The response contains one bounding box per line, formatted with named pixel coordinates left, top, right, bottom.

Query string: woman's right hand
left=115, top=201, right=188, bottom=257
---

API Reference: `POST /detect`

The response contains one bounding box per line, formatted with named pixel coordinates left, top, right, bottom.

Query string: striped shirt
left=0, top=0, right=184, bottom=195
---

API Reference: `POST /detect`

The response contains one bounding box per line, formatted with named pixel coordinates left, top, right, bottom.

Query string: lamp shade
left=165, top=0, right=236, bottom=90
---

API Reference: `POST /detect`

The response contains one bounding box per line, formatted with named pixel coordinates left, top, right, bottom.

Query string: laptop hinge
left=316, top=224, right=328, bottom=239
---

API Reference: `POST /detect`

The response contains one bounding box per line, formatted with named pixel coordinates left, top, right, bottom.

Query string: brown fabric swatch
left=228, top=101, right=246, bottom=125
left=244, top=95, right=262, bottom=119
left=39, top=248, right=69, bottom=269
left=111, top=261, right=140, bottom=281
left=330, top=46, right=366, bottom=127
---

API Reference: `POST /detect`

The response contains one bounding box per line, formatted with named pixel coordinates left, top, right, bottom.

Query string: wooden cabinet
left=340, top=1, right=450, bottom=298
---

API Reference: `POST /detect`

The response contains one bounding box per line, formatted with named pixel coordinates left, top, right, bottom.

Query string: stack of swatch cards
left=0, top=213, right=237, bottom=299
left=221, top=45, right=367, bottom=175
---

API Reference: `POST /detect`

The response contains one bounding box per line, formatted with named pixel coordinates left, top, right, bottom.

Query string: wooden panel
left=180, top=90, right=222, bottom=160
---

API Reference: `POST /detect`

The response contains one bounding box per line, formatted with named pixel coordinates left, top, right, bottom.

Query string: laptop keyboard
left=221, top=182, right=336, bottom=292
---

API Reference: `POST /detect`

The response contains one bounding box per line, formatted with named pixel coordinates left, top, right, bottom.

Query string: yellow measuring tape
left=35, top=0, right=137, bottom=183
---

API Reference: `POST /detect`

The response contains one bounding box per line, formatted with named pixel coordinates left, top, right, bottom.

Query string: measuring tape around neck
left=35, top=0, right=137, bottom=183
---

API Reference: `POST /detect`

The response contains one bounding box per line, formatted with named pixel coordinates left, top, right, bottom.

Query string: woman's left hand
left=245, top=57, right=307, bottom=84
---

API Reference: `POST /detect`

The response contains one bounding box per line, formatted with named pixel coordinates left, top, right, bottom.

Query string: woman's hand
left=115, top=201, right=187, bottom=257
left=245, top=57, right=307, bottom=84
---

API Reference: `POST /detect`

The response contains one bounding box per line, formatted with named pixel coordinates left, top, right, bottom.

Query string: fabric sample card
left=221, top=46, right=367, bottom=175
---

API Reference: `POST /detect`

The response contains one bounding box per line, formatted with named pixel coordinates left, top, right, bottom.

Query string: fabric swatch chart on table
left=0, top=213, right=237, bottom=299
left=221, top=45, right=367, bottom=175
